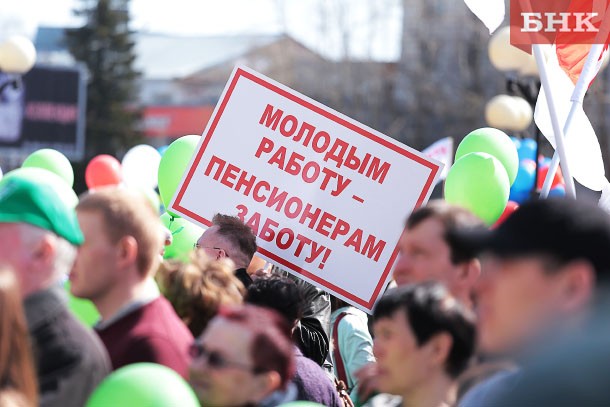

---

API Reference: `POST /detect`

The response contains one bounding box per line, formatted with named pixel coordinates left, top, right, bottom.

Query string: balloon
left=518, top=138, right=537, bottom=162
left=122, top=145, right=161, bottom=190
left=0, top=167, right=78, bottom=208
left=493, top=201, right=519, bottom=229
left=445, top=152, right=510, bottom=225
left=510, top=136, right=521, bottom=150
left=509, top=188, right=530, bottom=204
left=537, top=164, right=565, bottom=190
left=549, top=185, right=566, bottom=197
left=158, top=135, right=199, bottom=217
left=86, top=155, right=122, bottom=189
left=86, top=363, right=199, bottom=407
left=65, top=281, right=99, bottom=327
left=22, top=149, right=74, bottom=188
left=455, top=127, right=519, bottom=186
left=0, top=165, right=3, bottom=180
left=511, top=159, right=536, bottom=192
left=160, top=212, right=204, bottom=262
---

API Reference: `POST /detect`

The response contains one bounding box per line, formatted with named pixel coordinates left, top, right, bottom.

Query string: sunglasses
left=189, top=342, right=264, bottom=373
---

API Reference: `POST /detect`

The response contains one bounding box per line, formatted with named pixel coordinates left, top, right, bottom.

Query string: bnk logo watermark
left=510, top=0, right=610, bottom=48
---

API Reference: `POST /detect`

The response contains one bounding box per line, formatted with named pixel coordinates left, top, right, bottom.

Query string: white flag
left=534, top=49, right=607, bottom=191
left=463, top=0, right=505, bottom=34
left=423, top=137, right=453, bottom=182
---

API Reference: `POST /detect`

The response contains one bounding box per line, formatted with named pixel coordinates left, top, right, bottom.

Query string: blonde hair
left=156, top=251, right=245, bottom=336
left=0, top=268, right=38, bottom=407
left=77, top=187, right=162, bottom=275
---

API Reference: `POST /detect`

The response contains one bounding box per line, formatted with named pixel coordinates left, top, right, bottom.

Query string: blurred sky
left=0, top=0, right=402, bottom=61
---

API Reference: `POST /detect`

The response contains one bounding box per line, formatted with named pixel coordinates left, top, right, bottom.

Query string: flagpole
left=540, top=43, right=606, bottom=198
left=532, top=44, right=577, bottom=198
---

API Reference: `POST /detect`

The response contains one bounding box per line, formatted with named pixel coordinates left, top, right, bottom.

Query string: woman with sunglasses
left=188, top=304, right=297, bottom=406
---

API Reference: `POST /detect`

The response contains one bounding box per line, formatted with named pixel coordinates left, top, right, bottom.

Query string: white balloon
left=485, top=95, right=521, bottom=130
left=121, top=144, right=161, bottom=190
left=488, top=26, right=531, bottom=72
left=0, top=35, right=37, bottom=73
left=0, top=166, right=3, bottom=180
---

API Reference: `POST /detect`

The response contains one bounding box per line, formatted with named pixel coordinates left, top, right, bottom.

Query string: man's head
left=453, top=198, right=610, bottom=355
left=393, top=200, right=483, bottom=303
left=70, top=187, right=162, bottom=302
left=189, top=304, right=295, bottom=406
left=196, top=214, right=257, bottom=270
left=372, top=282, right=476, bottom=397
left=0, top=177, right=82, bottom=297
left=245, top=276, right=304, bottom=328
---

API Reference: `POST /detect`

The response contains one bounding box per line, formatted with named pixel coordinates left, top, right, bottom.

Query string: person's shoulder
left=459, top=370, right=520, bottom=407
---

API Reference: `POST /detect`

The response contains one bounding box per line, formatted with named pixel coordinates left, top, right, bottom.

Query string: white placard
left=171, top=66, right=442, bottom=313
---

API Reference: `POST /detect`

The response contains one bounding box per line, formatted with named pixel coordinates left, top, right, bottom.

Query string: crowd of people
left=1, top=172, right=610, bottom=407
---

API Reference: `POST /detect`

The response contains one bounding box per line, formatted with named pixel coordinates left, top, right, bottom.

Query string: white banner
left=171, top=66, right=442, bottom=313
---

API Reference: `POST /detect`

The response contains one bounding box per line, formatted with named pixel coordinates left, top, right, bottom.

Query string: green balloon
left=161, top=212, right=204, bottom=262
left=158, top=135, right=200, bottom=218
left=455, top=127, right=519, bottom=186
left=86, top=363, right=199, bottom=407
left=22, top=149, right=74, bottom=188
left=0, top=167, right=78, bottom=208
left=65, top=281, right=99, bottom=327
left=444, top=152, right=510, bottom=225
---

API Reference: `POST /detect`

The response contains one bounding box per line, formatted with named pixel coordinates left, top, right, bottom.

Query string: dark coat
left=24, top=286, right=111, bottom=407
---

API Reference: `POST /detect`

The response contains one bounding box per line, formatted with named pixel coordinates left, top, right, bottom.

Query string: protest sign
left=171, top=66, right=442, bottom=313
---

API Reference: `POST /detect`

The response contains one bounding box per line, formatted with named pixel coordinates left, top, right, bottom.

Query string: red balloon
left=536, top=164, right=564, bottom=190
left=85, top=155, right=122, bottom=189
left=493, top=201, right=519, bottom=229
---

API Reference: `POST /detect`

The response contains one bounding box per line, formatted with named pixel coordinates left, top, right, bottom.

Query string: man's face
left=189, top=318, right=271, bottom=406
left=393, top=218, right=461, bottom=290
left=373, top=309, right=435, bottom=396
left=196, top=226, right=229, bottom=261
left=475, top=255, right=569, bottom=354
left=70, top=210, right=120, bottom=302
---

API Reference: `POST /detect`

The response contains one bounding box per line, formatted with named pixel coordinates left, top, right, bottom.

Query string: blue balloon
left=509, top=188, right=530, bottom=204
left=510, top=136, right=521, bottom=151
left=511, top=160, right=536, bottom=192
left=549, top=185, right=566, bottom=197
left=518, top=138, right=537, bottom=162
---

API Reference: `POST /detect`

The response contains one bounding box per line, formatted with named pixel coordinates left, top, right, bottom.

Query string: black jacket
left=275, top=269, right=331, bottom=366
left=24, top=286, right=111, bottom=407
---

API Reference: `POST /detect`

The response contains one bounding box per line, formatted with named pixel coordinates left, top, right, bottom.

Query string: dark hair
left=217, top=304, right=295, bottom=389
left=212, top=214, right=257, bottom=264
left=245, top=276, right=304, bottom=325
left=156, top=252, right=245, bottom=337
left=374, top=282, right=476, bottom=378
left=407, top=200, right=484, bottom=264
left=0, top=268, right=38, bottom=406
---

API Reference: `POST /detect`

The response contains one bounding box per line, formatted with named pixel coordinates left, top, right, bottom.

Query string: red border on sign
left=173, top=67, right=440, bottom=310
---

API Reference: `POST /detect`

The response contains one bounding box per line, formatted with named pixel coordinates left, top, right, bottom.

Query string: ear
left=250, top=371, right=281, bottom=402
left=426, top=332, right=453, bottom=371
left=556, top=260, right=595, bottom=313
left=116, top=235, right=138, bottom=269
left=31, top=234, right=56, bottom=270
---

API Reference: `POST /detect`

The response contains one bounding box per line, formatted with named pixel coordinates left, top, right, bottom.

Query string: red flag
left=555, top=0, right=610, bottom=85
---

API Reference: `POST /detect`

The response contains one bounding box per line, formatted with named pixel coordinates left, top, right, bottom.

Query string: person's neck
left=94, top=273, right=153, bottom=321
left=402, top=373, right=454, bottom=407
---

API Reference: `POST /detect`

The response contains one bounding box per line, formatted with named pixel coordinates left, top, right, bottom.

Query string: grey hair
left=17, top=224, right=78, bottom=280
